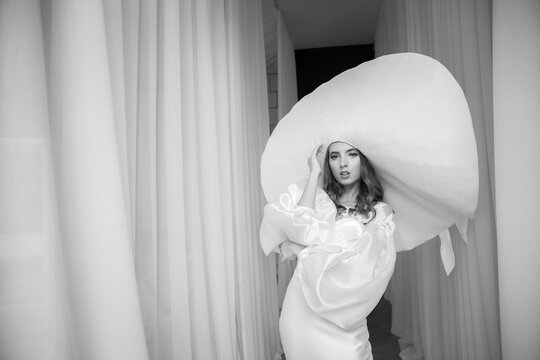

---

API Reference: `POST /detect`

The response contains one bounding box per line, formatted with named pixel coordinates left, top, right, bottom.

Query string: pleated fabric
left=375, top=1, right=501, bottom=359
left=0, top=0, right=280, bottom=359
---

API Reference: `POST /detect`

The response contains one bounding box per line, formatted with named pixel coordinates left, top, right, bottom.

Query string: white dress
left=260, top=183, right=396, bottom=360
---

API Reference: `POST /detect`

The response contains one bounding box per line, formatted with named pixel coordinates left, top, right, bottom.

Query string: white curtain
left=277, top=10, right=298, bottom=121
left=275, top=9, right=299, bottom=310
left=0, top=0, right=280, bottom=359
left=493, top=2, right=540, bottom=359
left=375, top=1, right=501, bottom=360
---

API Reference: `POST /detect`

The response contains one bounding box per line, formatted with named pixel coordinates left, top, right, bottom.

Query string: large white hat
left=261, top=53, right=478, bottom=254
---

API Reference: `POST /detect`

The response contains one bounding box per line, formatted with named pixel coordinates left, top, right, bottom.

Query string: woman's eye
left=330, top=155, right=338, bottom=160
left=349, top=152, right=359, bottom=157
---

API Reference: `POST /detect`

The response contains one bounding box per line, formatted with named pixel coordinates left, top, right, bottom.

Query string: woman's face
left=328, top=142, right=362, bottom=187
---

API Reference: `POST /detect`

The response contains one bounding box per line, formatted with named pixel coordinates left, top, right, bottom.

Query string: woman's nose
left=340, top=157, right=348, bottom=167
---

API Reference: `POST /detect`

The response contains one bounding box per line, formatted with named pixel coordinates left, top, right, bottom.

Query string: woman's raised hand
left=279, top=240, right=307, bottom=262
left=298, top=144, right=323, bottom=208
left=308, top=144, right=324, bottom=176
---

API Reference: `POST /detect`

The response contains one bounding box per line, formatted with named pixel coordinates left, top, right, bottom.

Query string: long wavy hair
left=323, top=145, right=384, bottom=221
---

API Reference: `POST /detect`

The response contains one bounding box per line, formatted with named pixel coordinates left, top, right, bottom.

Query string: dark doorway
left=295, top=44, right=375, bottom=100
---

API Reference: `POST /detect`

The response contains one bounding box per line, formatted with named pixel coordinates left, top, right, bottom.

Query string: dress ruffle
left=260, top=183, right=396, bottom=330
left=260, top=183, right=336, bottom=255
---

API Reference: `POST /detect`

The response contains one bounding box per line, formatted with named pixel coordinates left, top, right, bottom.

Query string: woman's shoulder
left=373, top=201, right=394, bottom=217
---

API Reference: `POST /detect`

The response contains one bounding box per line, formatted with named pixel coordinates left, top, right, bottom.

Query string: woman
left=261, top=140, right=396, bottom=360
left=260, top=53, right=478, bottom=360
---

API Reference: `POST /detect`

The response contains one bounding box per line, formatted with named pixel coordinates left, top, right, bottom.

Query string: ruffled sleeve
left=296, top=202, right=396, bottom=330
left=259, top=182, right=336, bottom=255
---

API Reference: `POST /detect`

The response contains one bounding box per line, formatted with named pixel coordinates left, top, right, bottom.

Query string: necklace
left=335, top=202, right=373, bottom=223
left=336, top=204, right=357, bottom=218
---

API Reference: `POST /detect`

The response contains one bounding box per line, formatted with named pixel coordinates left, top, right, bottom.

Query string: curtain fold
left=275, top=9, right=299, bottom=312
left=277, top=10, right=298, bottom=121
left=45, top=1, right=150, bottom=359
left=375, top=1, right=500, bottom=360
left=0, top=0, right=280, bottom=359
left=375, top=0, right=501, bottom=360
left=493, top=2, right=540, bottom=358
left=0, top=1, right=74, bottom=359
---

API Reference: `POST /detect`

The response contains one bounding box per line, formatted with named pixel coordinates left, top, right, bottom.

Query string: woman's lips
left=340, top=171, right=350, bottom=178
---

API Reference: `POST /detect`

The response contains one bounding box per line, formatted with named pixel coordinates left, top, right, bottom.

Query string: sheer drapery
left=493, top=2, right=540, bottom=359
left=375, top=1, right=501, bottom=359
left=277, top=10, right=298, bottom=121
left=0, top=0, right=280, bottom=359
left=275, top=9, right=299, bottom=310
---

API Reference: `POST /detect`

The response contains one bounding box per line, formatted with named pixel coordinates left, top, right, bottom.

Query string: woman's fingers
left=280, top=241, right=307, bottom=261
left=307, top=144, right=324, bottom=173
left=281, top=242, right=294, bottom=259
left=316, top=145, right=325, bottom=167
left=280, top=241, right=296, bottom=260
left=312, top=144, right=323, bottom=158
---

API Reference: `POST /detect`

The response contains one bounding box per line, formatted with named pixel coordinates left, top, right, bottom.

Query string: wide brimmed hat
left=261, top=53, right=478, bottom=255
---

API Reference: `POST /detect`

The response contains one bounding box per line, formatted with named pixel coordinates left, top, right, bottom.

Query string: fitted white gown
left=260, top=183, right=396, bottom=360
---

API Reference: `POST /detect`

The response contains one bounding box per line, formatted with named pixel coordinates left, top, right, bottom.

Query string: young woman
left=260, top=53, right=478, bottom=360
left=261, top=141, right=396, bottom=360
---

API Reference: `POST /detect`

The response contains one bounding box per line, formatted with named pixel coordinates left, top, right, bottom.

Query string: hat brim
left=260, top=53, right=478, bottom=251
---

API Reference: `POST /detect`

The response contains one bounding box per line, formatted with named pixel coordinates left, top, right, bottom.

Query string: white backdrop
left=0, top=0, right=280, bottom=359
left=376, top=1, right=501, bottom=359
left=493, top=1, right=540, bottom=359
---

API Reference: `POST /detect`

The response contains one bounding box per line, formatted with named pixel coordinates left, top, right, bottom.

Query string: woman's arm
left=279, top=240, right=307, bottom=262
left=297, top=145, right=323, bottom=208
left=260, top=146, right=332, bottom=255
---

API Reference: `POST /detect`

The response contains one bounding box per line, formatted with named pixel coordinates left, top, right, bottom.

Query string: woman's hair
left=323, top=145, right=384, bottom=220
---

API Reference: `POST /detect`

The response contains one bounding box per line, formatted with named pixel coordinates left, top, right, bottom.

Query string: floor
left=367, top=297, right=401, bottom=360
